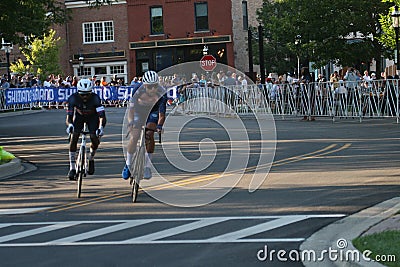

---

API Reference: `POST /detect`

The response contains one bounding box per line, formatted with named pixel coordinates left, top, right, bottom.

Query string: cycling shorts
left=73, top=115, right=99, bottom=134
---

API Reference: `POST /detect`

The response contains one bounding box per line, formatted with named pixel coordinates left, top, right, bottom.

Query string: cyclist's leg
left=144, top=112, right=158, bottom=179
left=68, top=117, right=83, bottom=179
left=122, top=125, right=141, bottom=179
left=87, top=117, right=100, bottom=175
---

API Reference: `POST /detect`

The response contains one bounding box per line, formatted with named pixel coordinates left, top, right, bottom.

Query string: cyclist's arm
left=94, top=95, right=107, bottom=127
left=127, top=98, right=136, bottom=126
left=127, top=84, right=142, bottom=126
left=66, top=95, right=75, bottom=126
left=157, top=94, right=168, bottom=127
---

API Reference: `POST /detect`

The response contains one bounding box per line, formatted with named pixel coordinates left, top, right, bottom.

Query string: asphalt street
left=0, top=108, right=399, bottom=267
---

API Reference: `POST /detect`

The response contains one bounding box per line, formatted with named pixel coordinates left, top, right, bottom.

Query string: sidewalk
left=301, top=197, right=400, bottom=267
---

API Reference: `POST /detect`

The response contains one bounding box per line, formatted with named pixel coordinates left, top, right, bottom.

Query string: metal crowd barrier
left=2, top=80, right=400, bottom=123
left=171, top=79, right=400, bottom=122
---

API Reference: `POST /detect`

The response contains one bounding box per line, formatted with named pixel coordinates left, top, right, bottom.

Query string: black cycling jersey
left=67, top=92, right=106, bottom=134
left=67, top=92, right=105, bottom=119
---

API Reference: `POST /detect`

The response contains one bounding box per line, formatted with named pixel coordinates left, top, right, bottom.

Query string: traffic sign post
left=200, top=55, right=217, bottom=72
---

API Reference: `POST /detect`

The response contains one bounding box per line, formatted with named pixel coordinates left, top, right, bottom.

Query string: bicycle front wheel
left=77, top=147, right=85, bottom=198
left=131, top=147, right=145, bottom=203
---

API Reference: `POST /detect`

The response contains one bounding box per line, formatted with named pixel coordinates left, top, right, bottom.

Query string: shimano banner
left=5, top=86, right=140, bottom=105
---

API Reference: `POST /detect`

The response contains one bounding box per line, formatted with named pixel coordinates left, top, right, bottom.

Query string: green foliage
left=257, top=0, right=392, bottom=74
left=0, top=0, right=69, bottom=45
left=10, top=59, right=31, bottom=76
left=377, top=1, right=400, bottom=55
left=11, top=29, right=62, bottom=80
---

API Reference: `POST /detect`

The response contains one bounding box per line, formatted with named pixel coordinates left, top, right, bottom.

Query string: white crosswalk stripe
left=0, top=215, right=345, bottom=246
left=0, top=207, right=51, bottom=215
left=206, top=215, right=308, bottom=242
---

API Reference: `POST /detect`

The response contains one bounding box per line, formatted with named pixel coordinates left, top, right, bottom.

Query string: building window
left=83, top=21, right=114, bottom=44
left=195, top=2, right=208, bottom=32
left=110, top=65, right=124, bottom=74
left=242, top=1, right=248, bottom=30
left=150, top=6, right=164, bottom=35
left=78, top=67, right=91, bottom=77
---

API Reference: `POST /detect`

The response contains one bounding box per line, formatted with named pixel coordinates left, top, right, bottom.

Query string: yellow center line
left=48, top=192, right=128, bottom=212
left=151, top=143, right=338, bottom=189
left=47, top=143, right=350, bottom=212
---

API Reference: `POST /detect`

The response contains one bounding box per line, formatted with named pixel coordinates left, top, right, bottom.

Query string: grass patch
left=353, top=230, right=399, bottom=267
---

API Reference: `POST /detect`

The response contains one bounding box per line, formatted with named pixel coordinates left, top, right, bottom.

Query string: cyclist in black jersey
left=122, top=70, right=167, bottom=180
left=66, top=78, right=107, bottom=180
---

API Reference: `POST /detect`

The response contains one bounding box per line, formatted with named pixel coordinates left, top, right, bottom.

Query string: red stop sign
left=200, top=55, right=217, bottom=72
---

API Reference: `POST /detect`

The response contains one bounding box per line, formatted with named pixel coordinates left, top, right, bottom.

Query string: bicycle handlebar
left=125, top=126, right=162, bottom=143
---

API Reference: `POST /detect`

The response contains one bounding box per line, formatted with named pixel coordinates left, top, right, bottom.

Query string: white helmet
left=77, top=78, right=93, bottom=94
left=142, top=70, right=158, bottom=85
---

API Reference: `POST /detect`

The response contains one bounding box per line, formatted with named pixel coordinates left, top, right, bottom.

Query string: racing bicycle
left=69, top=123, right=89, bottom=198
left=129, top=126, right=146, bottom=203
left=128, top=127, right=161, bottom=203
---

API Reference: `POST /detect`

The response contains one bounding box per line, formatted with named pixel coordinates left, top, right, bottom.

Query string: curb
left=0, top=158, right=37, bottom=180
left=0, top=158, right=24, bottom=179
left=300, top=197, right=400, bottom=267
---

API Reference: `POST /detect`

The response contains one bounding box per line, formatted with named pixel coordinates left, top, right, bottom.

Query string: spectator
left=217, top=70, right=227, bottom=85
left=91, top=75, right=98, bottom=86
left=43, top=76, right=52, bottom=87
left=199, top=74, right=207, bottom=87
left=300, top=67, right=314, bottom=121
left=99, top=76, right=107, bottom=86
left=109, top=75, right=119, bottom=86
left=71, top=76, right=78, bottom=87
left=130, top=76, right=140, bottom=86
left=224, top=71, right=237, bottom=86
left=0, top=77, right=10, bottom=90
left=238, top=75, right=248, bottom=86
left=344, top=67, right=358, bottom=90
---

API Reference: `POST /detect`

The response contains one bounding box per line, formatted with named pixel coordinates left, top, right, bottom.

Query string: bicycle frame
left=75, top=123, right=89, bottom=198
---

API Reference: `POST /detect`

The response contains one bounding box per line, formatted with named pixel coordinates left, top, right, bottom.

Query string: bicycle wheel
left=131, top=145, right=145, bottom=203
left=77, top=146, right=85, bottom=198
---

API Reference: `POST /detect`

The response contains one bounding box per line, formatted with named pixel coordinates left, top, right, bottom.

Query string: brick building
left=63, top=0, right=129, bottom=83
left=1, top=1, right=262, bottom=83
left=127, top=0, right=234, bottom=77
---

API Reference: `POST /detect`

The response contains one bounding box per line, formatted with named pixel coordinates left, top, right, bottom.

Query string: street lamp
left=1, top=41, right=13, bottom=82
left=202, top=45, right=208, bottom=56
left=392, top=6, right=400, bottom=72
left=78, top=56, right=84, bottom=77
left=295, top=35, right=302, bottom=78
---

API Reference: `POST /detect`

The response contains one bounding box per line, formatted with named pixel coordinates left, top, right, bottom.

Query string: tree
left=0, top=0, right=69, bottom=45
left=11, top=29, right=62, bottom=80
left=258, top=0, right=392, bottom=75
left=377, top=0, right=400, bottom=56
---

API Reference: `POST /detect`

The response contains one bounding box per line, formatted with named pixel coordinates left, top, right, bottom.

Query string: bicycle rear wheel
left=77, top=147, right=85, bottom=198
